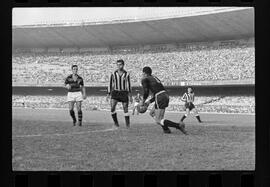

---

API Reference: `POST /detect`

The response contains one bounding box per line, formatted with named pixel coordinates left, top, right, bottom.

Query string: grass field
left=12, top=108, right=255, bottom=171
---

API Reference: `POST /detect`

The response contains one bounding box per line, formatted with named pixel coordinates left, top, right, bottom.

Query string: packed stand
left=12, top=39, right=255, bottom=86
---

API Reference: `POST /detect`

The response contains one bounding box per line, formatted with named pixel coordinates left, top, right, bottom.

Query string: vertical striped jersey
left=108, top=70, right=131, bottom=94
left=181, top=92, right=195, bottom=103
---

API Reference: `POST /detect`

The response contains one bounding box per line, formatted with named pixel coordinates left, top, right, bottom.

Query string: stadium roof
left=12, top=7, right=254, bottom=48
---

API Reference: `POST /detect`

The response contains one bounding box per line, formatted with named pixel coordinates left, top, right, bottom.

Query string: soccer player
left=141, top=66, right=187, bottom=134
left=180, top=87, right=202, bottom=123
left=132, top=92, right=141, bottom=115
left=64, top=65, right=86, bottom=126
left=106, top=59, right=133, bottom=128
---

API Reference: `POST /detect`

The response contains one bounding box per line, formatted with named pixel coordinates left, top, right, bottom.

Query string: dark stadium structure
left=13, top=7, right=253, bottom=49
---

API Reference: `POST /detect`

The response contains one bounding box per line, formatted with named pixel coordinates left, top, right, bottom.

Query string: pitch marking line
left=12, top=107, right=255, bottom=115
left=12, top=127, right=123, bottom=138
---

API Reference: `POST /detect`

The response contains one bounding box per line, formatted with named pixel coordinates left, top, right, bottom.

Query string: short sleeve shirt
left=64, top=74, right=84, bottom=92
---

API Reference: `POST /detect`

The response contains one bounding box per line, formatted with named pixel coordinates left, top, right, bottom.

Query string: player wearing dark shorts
left=106, top=59, right=133, bottom=128
left=64, top=65, right=86, bottom=126
left=180, top=87, right=202, bottom=123
left=141, top=66, right=187, bottom=134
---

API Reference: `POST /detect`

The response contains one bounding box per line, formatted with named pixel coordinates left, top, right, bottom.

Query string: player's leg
left=149, top=104, right=156, bottom=119
left=110, top=98, right=119, bottom=127
left=180, top=107, right=190, bottom=122
left=68, top=101, right=76, bottom=126
left=132, top=104, right=136, bottom=115
left=76, top=101, right=83, bottom=126
left=192, top=107, right=202, bottom=123
left=122, top=102, right=130, bottom=128
left=159, top=93, right=187, bottom=134
left=154, top=108, right=171, bottom=133
left=136, top=104, right=140, bottom=115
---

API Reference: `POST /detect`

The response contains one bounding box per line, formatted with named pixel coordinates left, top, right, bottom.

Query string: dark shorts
left=184, top=102, right=195, bottom=110
left=154, top=91, right=169, bottom=109
left=111, top=90, right=129, bottom=103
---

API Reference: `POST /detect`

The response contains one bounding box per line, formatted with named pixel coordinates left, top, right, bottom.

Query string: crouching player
left=180, top=87, right=202, bottom=123
left=140, top=66, right=188, bottom=134
left=64, top=65, right=86, bottom=126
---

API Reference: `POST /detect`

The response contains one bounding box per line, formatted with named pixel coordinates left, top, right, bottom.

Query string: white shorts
left=134, top=102, right=139, bottom=107
left=67, top=91, right=83, bottom=102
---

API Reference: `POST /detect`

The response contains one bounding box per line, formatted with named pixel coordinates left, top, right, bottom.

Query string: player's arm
left=180, top=93, right=187, bottom=102
left=127, top=73, right=133, bottom=103
left=192, top=93, right=195, bottom=103
left=141, top=78, right=154, bottom=105
left=80, top=78, right=86, bottom=99
left=64, top=77, right=71, bottom=90
left=141, top=78, right=149, bottom=103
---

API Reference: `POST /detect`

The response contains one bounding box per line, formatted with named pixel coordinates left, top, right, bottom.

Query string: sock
left=196, top=115, right=202, bottom=122
left=78, top=110, right=82, bottom=122
left=160, top=119, right=174, bottom=130
left=124, top=112, right=130, bottom=126
left=125, top=116, right=130, bottom=126
left=181, top=114, right=187, bottom=122
left=69, top=110, right=76, bottom=122
left=111, top=112, right=119, bottom=126
left=163, top=119, right=179, bottom=129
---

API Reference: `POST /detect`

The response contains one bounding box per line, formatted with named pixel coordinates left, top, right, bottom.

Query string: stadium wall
left=12, top=84, right=254, bottom=97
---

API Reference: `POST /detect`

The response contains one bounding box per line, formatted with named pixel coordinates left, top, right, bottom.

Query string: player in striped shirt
left=106, top=59, right=133, bottom=128
left=180, top=87, right=202, bottom=123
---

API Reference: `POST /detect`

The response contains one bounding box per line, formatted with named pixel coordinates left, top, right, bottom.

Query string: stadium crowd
left=12, top=39, right=254, bottom=86
left=12, top=95, right=255, bottom=114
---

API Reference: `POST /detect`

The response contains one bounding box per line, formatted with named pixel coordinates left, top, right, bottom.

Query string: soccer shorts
left=154, top=90, right=169, bottom=109
left=111, top=90, right=129, bottom=103
left=184, top=102, right=195, bottom=110
left=67, top=91, right=83, bottom=102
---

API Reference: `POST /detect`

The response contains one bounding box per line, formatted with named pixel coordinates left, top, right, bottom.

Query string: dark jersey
left=64, top=74, right=84, bottom=92
left=141, top=75, right=166, bottom=103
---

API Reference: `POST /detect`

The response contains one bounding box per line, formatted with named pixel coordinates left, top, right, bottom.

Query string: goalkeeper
left=180, top=87, right=202, bottom=123
left=139, top=66, right=187, bottom=134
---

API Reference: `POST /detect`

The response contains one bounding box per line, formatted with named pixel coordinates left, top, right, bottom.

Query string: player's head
left=116, top=59, right=124, bottom=71
left=187, top=87, right=193, bottom=93
left=71, top=65, right=78, bottom=74
left=142, top=66, right=152, bottom=77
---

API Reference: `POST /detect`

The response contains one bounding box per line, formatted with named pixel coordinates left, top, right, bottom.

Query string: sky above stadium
left=12, top=7, right=247, bottom=26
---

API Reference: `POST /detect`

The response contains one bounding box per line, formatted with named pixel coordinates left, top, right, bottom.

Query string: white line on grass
left=12, top=127, right=121, bottom=138
left=12, top=107, right=255, bottom=115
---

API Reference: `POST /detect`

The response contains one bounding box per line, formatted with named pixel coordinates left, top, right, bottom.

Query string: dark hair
left=71, top=65, right=78, bottom=69
left=143, top=66, right=152, bottom=75
left=117, top=59, right=124, bottom=65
